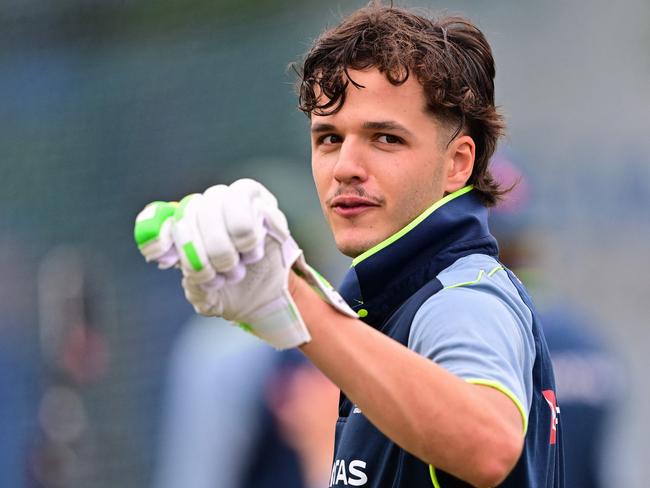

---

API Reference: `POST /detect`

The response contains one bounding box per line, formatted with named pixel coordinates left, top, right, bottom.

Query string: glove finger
left=224, top=262, right=246, bottom=284
left=205, top=274, right=227, bottom=290
left=241, top=239, right=265, bottom=265
left=198, top=185, right=240, bottom=273
left=182, top=277, right=221, bottom=315
left=134, top=201, right=179, bottom=266
left=156, top=242, right=181, bottom=269
left=193, top=273, right=227, bottom=291
left=172, top=194, right=216, bottom=283
left=223, top=179, right=269, bottom=254
left=255, top=191, right=289, bottom=241
left=182, top=277, right=223, bottom=316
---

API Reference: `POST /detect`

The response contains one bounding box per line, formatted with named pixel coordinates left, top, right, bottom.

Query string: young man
left=135, top=4, right=564, bottom=487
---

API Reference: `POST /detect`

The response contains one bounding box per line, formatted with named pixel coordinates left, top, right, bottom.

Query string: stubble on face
left=325, top=189, right=383, bottom=258
left=330, top=157, right=446, bottom=259
left=310, top=68, right=453, bottom=259
left=324, top=185, right=385, bottom=211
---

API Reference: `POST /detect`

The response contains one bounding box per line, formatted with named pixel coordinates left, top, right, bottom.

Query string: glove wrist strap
left=244, top=292, right=311, bottom=350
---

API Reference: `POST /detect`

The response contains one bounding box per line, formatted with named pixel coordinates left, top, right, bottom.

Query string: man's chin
left=338, top=246, right=363, bottom=259
left=335, top=236, right=378, bottom=259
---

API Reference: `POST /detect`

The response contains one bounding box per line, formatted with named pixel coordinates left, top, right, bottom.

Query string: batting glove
left=134, top=179, right=356, bottom=349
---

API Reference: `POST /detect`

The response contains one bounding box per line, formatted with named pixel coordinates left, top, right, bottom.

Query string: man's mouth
left=330, top=196, right=381, bottom=218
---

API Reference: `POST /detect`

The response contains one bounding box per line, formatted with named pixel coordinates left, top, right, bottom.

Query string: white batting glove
left=134, top=179, right=357, bottom=349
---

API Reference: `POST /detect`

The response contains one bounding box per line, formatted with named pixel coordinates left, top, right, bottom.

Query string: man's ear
left=445, top=135, right=475, bottom=193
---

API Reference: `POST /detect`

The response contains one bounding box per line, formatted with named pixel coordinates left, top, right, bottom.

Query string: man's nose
left=332, top=138, right=369, bottom=184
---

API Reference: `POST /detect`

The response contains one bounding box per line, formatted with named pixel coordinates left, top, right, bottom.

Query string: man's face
left=311, top=68, right=454, bottom=258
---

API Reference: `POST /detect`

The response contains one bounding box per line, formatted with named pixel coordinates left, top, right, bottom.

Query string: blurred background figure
left=154, top=165, right=342, bottom=488
left=154, top=317, right=338, bottom=488
left=28, top=246, right=113, bottom=487
left=491, top=157, right=625, bottom=488
left=265, top=353, right=339, bottom=488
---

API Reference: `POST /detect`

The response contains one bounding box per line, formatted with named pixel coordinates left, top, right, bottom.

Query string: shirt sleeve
left=408, top=279, right=535, bottom=430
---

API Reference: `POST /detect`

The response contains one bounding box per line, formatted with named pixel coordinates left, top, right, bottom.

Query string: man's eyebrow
left=362, top=121, right=413, bottom=136
left=311, top=121, right=414, bottom=136
left=311, top=123, right=337, bottom=133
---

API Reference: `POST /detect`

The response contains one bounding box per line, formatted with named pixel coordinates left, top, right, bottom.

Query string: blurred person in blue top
left=154, top=315, right=339, bottom=488
left=137, top=3, right=564, bottom=487
left=490, top=157, right=623, bottom=488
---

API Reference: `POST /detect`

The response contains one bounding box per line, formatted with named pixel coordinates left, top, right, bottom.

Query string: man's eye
left=377, top=134, right=403, bottom=144
left=319, top=134, right=342, bottom=145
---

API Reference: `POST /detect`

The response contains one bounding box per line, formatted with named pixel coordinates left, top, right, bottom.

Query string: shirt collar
left=339, top=186, right=499, bottom=327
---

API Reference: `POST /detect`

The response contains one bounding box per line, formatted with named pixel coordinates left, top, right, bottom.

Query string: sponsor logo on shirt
left=542, top=389, right=560, bottom=445
left=330, top=459, right=368, bottom=486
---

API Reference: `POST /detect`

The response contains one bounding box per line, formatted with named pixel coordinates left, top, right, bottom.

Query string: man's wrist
left=288, top=270, right=321, bottom=346
left=288, top=269, right=302, bottom=300
left=289, top=271, right=315, bottom=321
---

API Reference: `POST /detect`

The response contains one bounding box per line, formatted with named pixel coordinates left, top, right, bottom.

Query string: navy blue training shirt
left=330, top=186, right=564, bottom=487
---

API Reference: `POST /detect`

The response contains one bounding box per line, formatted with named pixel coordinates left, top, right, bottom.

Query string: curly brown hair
left=294, top=3, right=507, bottom=206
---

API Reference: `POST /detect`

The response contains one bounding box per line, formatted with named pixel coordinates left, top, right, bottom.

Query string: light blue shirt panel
left=408, top=254, right=536, bottom=413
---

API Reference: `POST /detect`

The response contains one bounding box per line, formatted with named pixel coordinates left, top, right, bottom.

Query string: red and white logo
left=542, top=390, right=560, bottom=445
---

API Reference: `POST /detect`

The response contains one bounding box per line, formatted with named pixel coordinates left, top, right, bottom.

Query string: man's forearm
left=292, top=272, right=523, bottom=487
